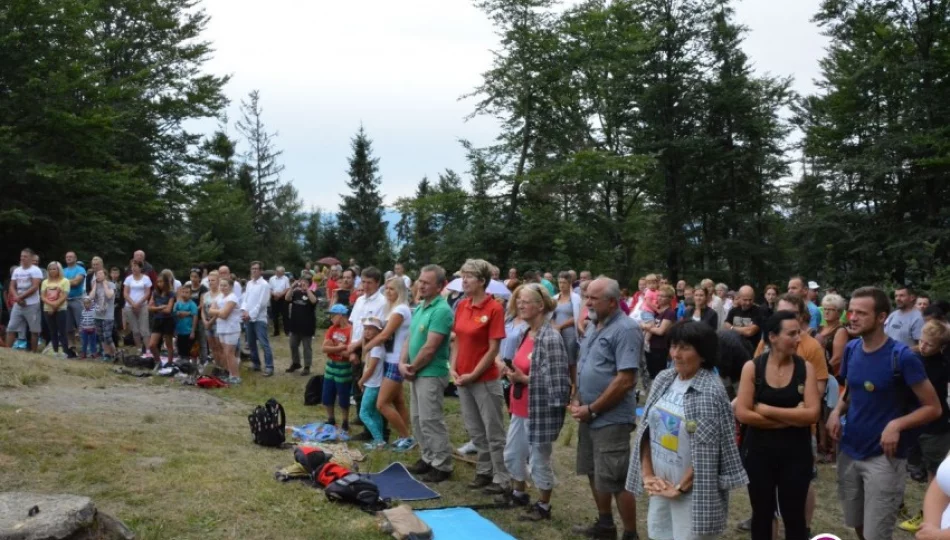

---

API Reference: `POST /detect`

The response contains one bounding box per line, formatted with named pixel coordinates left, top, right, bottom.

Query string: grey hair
left=715, top=282, right=728, bottom=292
left=596, top=275, right=622, bottom=301
left=421, top=264, right=447, bottom=286
left=276, top=266, right=285, bottom=272
left=821, top=293, right=846, bottom=311
left=459, top=259, right=493, bottom=287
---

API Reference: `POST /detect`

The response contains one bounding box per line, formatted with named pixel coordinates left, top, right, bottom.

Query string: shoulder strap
left=891, top=338, right=903, bottom=382
left=753, top=354, right=768, bottom=403
left=266, top=399, right=286, bottom=432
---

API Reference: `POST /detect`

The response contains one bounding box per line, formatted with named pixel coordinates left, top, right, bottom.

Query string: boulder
left=0, top=493, right=133, bottom=540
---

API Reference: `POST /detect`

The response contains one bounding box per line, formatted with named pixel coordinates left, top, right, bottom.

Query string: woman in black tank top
left=736, top=311, right=821, bottom=540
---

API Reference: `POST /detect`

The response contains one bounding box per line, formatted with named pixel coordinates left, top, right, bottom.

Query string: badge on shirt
left=685, top=420, right=698, bottom=434
left=480, top=315, right=488, bottom=324
left=797, top=384, right=804, bottom=395
left=864, top=381, right=875, bottom=392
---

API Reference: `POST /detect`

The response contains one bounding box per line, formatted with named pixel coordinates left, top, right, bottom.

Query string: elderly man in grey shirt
left=570, top=277, right=643, bottom=540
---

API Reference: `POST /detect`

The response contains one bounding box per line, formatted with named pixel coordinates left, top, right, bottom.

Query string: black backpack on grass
left=120, top=351, right=156, bottom=370
left=325, top=473, right=389, bottom=512
left=248, top=398, right=286, bottom=447
left=304, top=375, right=324, bottom=406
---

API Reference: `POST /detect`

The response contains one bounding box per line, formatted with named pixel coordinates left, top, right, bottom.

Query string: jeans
left=245, top=320, right=273, bottom=370
left=289, top=332, right=313, bottom=368
left=45, top=311, right=68, bottom=352
left=81, top=331, right=98, bottom=356
left=359, top=386, right=384, bottom=442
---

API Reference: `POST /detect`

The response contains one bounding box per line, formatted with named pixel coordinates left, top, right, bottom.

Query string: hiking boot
left=300, top=367, right=311, bottom=376
left=572, top=518, right=618, bottom=539
left=736, top=517, right=751, bottom=531
left=494, top=490, right=529, bottom=507
left=519, top=502, right=552, bottom=521
left=407, top=459, right=432, bottom=475
left=285, top=364, right=301, bottom=373
left=467, top=474, right=493, bottom=490
left=422, top=468, right=452, bottom=483
left=482, top=482, right=508, bottom=495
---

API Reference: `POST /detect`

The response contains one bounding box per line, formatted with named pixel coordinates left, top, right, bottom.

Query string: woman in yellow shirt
left=40, top=261, right=71, bottom=357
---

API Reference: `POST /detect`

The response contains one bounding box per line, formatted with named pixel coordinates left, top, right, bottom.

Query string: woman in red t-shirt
left=494, top=283, right=571, bottom=520
left=451, top=259, right=509, bottom=493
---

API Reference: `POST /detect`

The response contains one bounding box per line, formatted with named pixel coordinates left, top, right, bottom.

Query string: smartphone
left=504, top=358, right=513, bottom=370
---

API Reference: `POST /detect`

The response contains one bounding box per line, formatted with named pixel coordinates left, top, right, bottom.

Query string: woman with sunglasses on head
left=210, top=277, right=242, bottom=384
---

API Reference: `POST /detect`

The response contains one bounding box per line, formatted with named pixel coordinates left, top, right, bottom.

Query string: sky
left=196, top=0, right=828, bottom=211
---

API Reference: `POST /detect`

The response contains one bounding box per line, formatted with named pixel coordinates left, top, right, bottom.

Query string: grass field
left=0, top=333, right=926, bottom=540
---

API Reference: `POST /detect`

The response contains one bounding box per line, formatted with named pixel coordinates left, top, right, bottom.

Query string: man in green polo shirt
left=400, top=264, right=454, bottom=482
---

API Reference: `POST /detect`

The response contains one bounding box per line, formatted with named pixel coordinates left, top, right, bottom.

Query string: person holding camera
left=495, top=283, right=571, bottom=521
left=285, top=271, right=318, bottom=375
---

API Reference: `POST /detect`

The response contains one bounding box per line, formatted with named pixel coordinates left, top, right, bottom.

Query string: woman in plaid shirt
left=493, top=283, right=572, bottom=521
left=626, top=321, right=748, bottom=539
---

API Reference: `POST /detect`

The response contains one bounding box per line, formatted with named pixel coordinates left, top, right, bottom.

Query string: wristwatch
left=588, top=405, right=599, bottom=420
left=674, top=483, right=688, bottom=494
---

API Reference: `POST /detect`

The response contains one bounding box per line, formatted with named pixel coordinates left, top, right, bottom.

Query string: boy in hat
left=322, top=304, right=353, bottom=431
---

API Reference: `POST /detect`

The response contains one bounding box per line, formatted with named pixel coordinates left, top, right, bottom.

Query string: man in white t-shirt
left=241, top=261, right=273, bottom=376
left=347, top=267, right=387, bottom=438
left=394, top=262, right=412, bottom=290
left=6, top=249, right=44, bottom=351
left=269, top=266, right=291, bottom=337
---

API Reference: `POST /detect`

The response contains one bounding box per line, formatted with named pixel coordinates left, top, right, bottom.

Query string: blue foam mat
left=368, top=462, right=440, bottom=501
left=416, top=507, right=515, bottom=540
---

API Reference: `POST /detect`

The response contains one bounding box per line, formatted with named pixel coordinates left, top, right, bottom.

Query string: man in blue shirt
left=63, top=251, right=86, bottom=356
left=827, top=287, right=941, bottom=540
left=787, top=276, right=821, bottom=333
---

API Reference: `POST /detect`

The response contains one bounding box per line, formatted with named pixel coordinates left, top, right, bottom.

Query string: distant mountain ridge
left=320, top=208, right=401, bottom=242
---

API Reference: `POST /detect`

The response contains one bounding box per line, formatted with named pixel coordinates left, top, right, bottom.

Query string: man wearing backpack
left=827, top=286, right=941, bottom=540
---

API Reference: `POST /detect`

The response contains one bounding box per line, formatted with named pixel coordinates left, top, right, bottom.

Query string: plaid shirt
left=625, top=367, right=748, bottom=536
left=525, top=323, right=572, bottom=444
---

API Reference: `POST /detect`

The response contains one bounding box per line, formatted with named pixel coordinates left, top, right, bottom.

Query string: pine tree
left=337, top=126, right=388, bottom=266
left=236, top=90, right=285, bottom=244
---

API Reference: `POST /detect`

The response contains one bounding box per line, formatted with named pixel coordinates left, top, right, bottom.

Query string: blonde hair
left=821, top=293, right=846, bottom=311
left=47, top=261, right=64, bottom=278
left=383, top=276, right=410, bottom=317
left=519, top=283, right=556, bottom=314
left=645, top=274, right=658, bottom=283
left=659, top=285, right=675, bottom=298
left=922, top=320, right=950, bottom=346
left=459, top=259, right=493, bottom=288
left=506, top=285, right=524, bottom=318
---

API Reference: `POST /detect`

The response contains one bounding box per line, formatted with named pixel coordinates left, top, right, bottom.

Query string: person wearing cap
left=285, top=271, right=318, bottom=375
left=357, top=316, right=388, bottom=449
left=788, top=277, right=822, bottom=333
left=322, top=304, right=354, bottom=431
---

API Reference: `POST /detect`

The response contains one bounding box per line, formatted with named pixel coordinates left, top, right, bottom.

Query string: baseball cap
left=362, top=316, right=384, bottom=331
left=328, top=304, right=349, bottom=315
left=807, top=281, right=820, bottom=290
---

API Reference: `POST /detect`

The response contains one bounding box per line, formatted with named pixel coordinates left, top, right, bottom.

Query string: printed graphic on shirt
left=655, top=408, right=683, bottom=452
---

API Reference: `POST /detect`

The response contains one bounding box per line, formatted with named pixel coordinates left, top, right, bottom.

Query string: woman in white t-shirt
left=361, top=276, right=413, bottom=443
left=209, top=278, right=242, bottom=384
left=201, top=271, right=223, bottom=368
left=123, top=260, right=153, bottom=352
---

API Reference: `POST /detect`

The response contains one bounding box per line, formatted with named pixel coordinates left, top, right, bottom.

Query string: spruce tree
left=337, top=126, right=387, bottom=266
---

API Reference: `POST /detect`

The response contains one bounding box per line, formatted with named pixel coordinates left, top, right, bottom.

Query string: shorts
left=919, top=432, right=950, bottom=474
left=217, top=332, right=239, bottom=346
left=8, top=302, right=41, bottom=333
left=322, top=377, right=352, bottom=409
left=177, top=334, right=194, bottom=358
left=384, top=362, right=403, bottom=382
left=66, top=298, right=84, bottom=333
left=576, top=422, right=634, bottom=493
left=837, top=452, right=906, bottom=540
left=150, top=317, right=175, bottom=336
left=205, top=323, right=216, bottom=338
left=94, top=319, right=114, bottom=344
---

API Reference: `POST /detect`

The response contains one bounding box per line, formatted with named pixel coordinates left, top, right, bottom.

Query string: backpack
left=325, top=473, right=388, bottom=511
left=121, top=351, right=156, bottom=370
left=248, top=398, right=286, bottom=447
left=304, top=375, right=324, bottom=406
left=738, top=353, right=807, bottom=450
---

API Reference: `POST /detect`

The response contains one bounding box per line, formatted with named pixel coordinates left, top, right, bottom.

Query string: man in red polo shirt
left=451, top=258, right=510, bottom=494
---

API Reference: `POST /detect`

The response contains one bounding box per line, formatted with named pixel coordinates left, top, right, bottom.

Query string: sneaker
left=392, top=437, right=417, bottom=452
left=519, top=502, right=551, bottom=521
left=407, top=459, right=432, bottom=475
left=102, top=355, right=114, bottom=363
left=341, top=422, right=350, bottom=433
left=56, top=351, right=67, bottom=359
left=263, top=369, right=274, bottom=377
left=300, top=368, right=311, bottom=376
left=482, top=482, right=508, bottom=495
left=66, top=348, right=78, bottom=359
left=457, top=440, right=477, bottom=455
left=42, top=344, right=53, bottom=356
left=363, top=440, right=387, bottom=451
left=467, top=474, right=493, bottom=490
left=143, top=350, right=153, bottom=359
left=736, top=517, right=752, bottom=531
left=285, top=364, right=301, bottom=373
left=421, top=468, right=452, bottom=483
left=572, top=518, right=618, bottom=540
left=227, top=376, right=242, bottom=385
left=494, top=490, right=530, bottom=507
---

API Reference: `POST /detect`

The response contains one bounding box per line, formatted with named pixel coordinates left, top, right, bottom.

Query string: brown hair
left=851, top=286, right=892, bottom=316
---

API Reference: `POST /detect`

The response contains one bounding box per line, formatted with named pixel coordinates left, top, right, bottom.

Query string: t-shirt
left=174, top=300, right=199, bottom=335
left=885, top=309, right=924, bottom=347
left=287, top=289, right=317, bottom=337
left=123, top=275, right=153, bottom=305
left=384, top=304, right=413, bottom=365
left=840, top=339, right=928, bottom=460
left=648, top=376, right=692, bottom=483
left=510, top=334, right=533, bottom=418
left=93, top=281, right=116, bottom=320
left=364, top=345, right=387, bottom=388
left=725, top=304, right=764, bottom=353
left=269, top=275, right=290, bottom=296
left=215, top=293, right=242, bottom=334
left=806, top=301, right=822, bottom=331
left=649, top=308, right=677, bottom=351
left=922, top=351, right=950, bottom=435
left=408, top=295, right=454, bottom=378
left=12, top=265, right=43, bottom=305
left=64, top=265, right=86, bottom=299
left=325, top=324, right=352, bottom=362
left=186, top=282, right=207, bottom=302
left=540, top=279, right=556, bottom=297
left=40, top=278, right=70, bottom=312
left=578, top=311, right=643, bottom=428
left=152, top=291, right=173, bottom=319
left=326, top=279, right=338, bottom=302
left=642, top=288, right=659, bottom=314
left=452, top=297, right=506, bottom=382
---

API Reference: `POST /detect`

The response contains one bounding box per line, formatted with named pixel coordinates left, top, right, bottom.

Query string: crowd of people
left=7, top=246, right=950, bottom=540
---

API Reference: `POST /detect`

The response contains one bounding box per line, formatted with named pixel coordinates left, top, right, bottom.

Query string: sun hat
left=328, top=304, right=349, bottom=315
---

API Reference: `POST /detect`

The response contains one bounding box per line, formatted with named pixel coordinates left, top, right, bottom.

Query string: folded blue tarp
left=416, top=507, right=515, bottom=540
